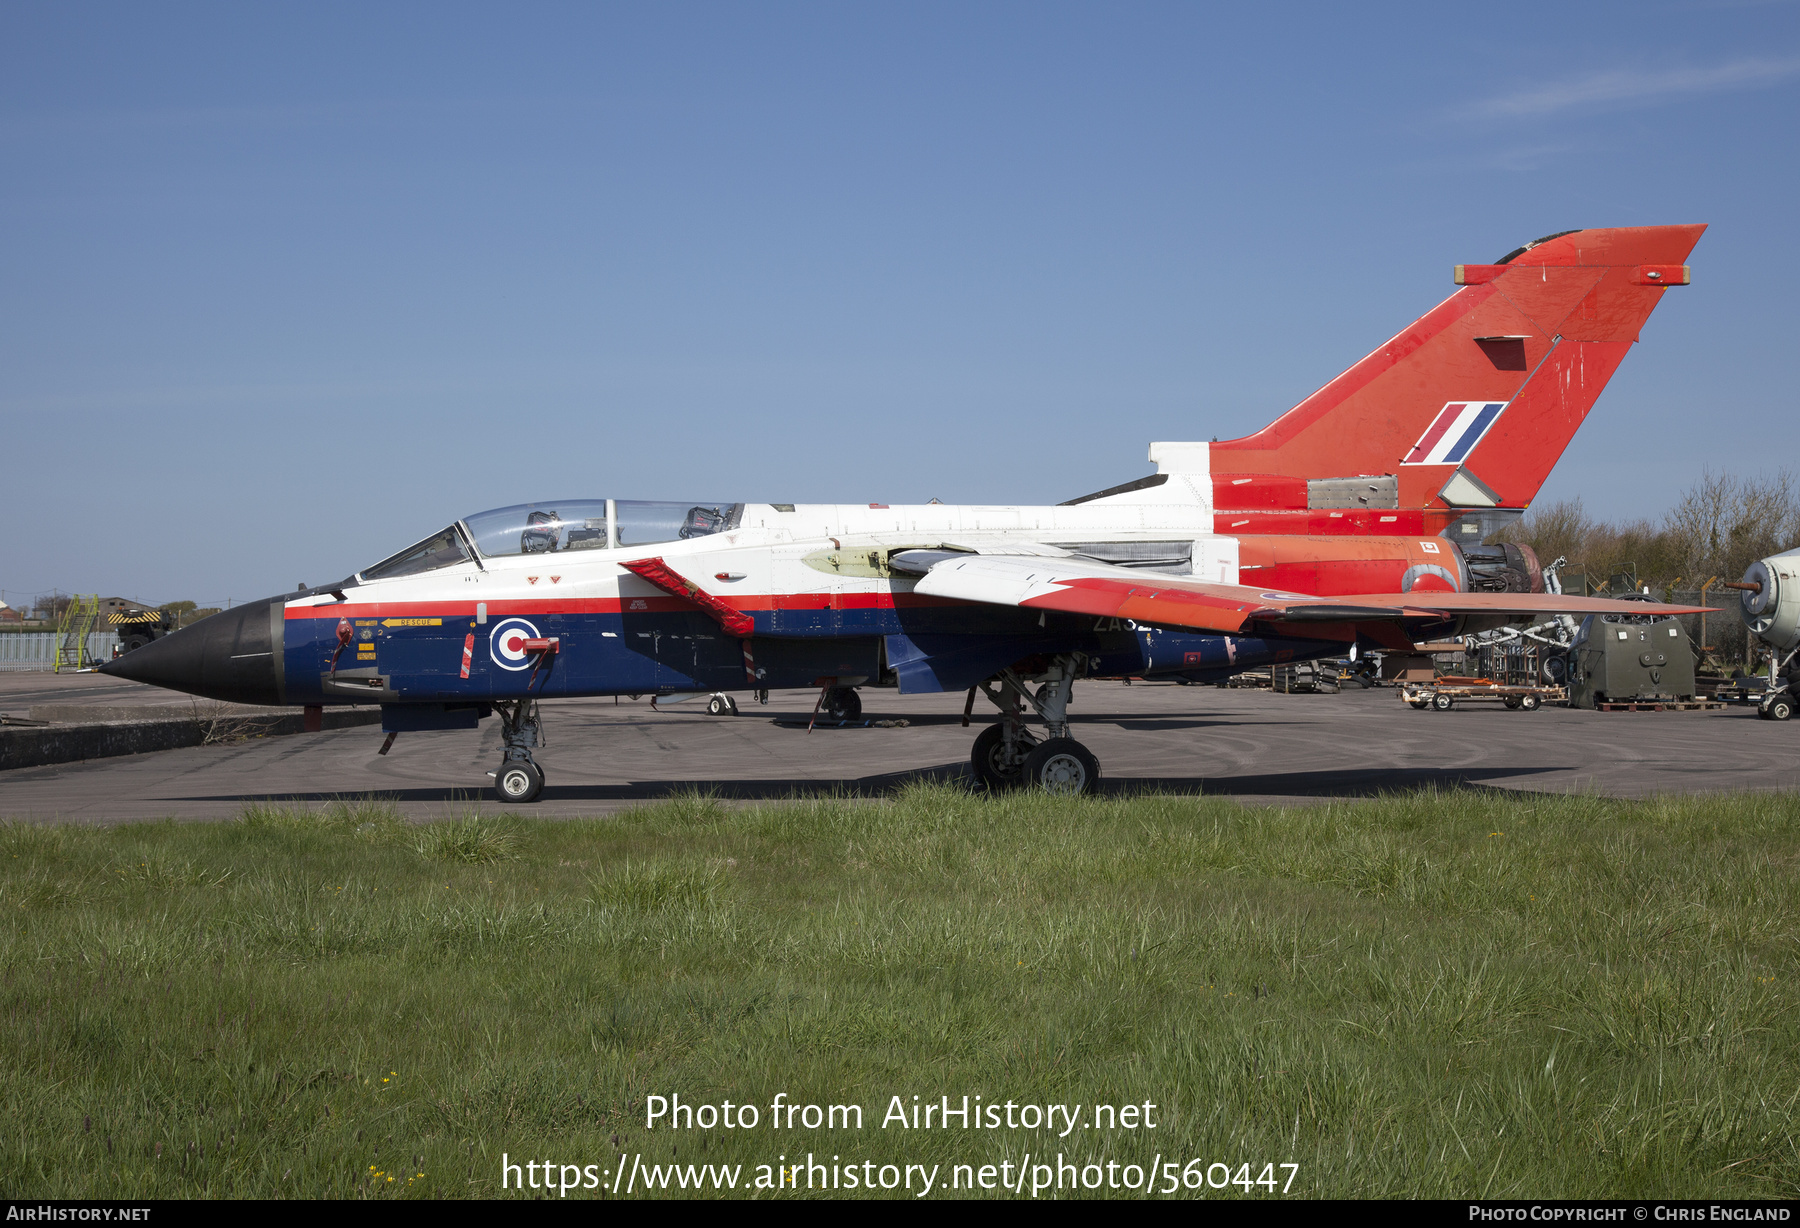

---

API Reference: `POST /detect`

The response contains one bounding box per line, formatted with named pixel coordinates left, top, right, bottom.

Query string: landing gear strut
left=490, top=699, right=546, bottom=804
left=969, top=654, right=1099, bottom=795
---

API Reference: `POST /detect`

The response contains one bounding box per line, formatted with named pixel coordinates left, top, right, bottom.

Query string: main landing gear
left=489, top=699, right=546, bottom=804
left=969, top=654, right=1100, bottom=795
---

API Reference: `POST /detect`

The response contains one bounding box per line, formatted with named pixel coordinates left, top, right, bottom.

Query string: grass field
left=1, top=785, right=1795, bottom=1200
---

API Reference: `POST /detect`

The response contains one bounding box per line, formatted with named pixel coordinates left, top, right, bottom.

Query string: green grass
left=0, top=786, right=1795, bottom=1199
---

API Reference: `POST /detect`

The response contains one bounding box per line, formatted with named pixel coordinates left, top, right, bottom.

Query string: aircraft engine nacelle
left=1737, top=547, right=1800, bottom=654
left=1234, top=535, right=1541, bottom=596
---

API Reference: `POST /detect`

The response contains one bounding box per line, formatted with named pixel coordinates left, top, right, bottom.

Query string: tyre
left=121, top=635, right=150, bottom=654
left=1766, top=696, right=1794, bottom=722
left=1431, top=692, right=1454, bottom=712
left=824, top=686, right=862, bottom=722
left=1408, top=698, right=1429, bottom=710
left=1519, top=693, right=1542, bottom=712
left=707, top=695, right=730, bottom=716
left=494, top=761, right=544, bottom=804
left=1022, top=738, right=1100, bottom=795
left=971, top=724, right=1037, bottom=790
left=1503, top=696, right=1523, bottom=710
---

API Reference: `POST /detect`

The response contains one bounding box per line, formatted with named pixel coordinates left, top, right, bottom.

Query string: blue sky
left=3, top=1, right=1797, bottom=605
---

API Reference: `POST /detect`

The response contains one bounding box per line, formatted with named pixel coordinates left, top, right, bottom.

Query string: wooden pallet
left=1595, top=699, right=1728, bottom=712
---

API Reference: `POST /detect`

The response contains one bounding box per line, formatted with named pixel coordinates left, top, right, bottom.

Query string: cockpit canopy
left=463, top=501, right=615, bottom=558
left=357, top=499, right=743, bottom=581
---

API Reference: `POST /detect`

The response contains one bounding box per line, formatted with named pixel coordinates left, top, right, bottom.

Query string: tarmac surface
left=3, top=669, right=1797, bottom=823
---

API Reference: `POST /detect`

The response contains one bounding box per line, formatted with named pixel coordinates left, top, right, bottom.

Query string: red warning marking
left=460, top=632, right=474, bottom=679
left=619, top=556, right=755, bottom=636
left=527, top=576, right=538, bottom=585
left=550, top=576, right=561, bottom=584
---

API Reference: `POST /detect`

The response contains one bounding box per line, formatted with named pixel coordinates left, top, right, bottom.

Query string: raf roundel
left=488, top=617, right=542, bottom=672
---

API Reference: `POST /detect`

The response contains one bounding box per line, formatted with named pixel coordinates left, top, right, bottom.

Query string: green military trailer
left=1567, top=612, right=1696, bottom=709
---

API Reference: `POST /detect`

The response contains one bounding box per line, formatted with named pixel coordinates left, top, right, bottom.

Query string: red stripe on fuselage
left=282, top=591, right=965, bottom=620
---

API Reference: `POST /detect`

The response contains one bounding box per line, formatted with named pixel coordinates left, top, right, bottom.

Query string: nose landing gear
left=489, top=699, right=546, bottom=804
left=969, top=655, right=1099, bottom=795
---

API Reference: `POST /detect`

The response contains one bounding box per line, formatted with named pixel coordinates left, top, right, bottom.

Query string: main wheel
left=1431, top=692, right=1454, bottom=712
left=1021, top=738, right=1100, bottom=795
left=824, top=686, right=862, bottom=722
left=707, top=695, right=733, bottom=716
left=1765, top=695, right=1794, bottom=722
left=1519, top=693, right=1542, bottom=712
left=970, top=723, right=1037, bottom=790
left=494, top=761, right=544, bottom=804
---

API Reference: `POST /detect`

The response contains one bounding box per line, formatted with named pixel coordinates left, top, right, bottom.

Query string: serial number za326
left=1164, top=1161, right=1298, bottom=1195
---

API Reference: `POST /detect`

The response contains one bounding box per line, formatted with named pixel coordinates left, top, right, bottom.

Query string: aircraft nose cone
left=100, top=596, right=283, bottom=705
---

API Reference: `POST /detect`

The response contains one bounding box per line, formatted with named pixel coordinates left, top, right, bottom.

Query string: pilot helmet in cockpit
left=520, top=510, right=561, bottom=554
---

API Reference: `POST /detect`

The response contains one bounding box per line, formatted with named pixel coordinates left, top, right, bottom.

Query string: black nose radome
left=100, top=596, right=284, bottom=705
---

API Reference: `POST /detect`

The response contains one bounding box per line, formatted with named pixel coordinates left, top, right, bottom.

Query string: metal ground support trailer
left=1398, top=678, right=1566, bottom=712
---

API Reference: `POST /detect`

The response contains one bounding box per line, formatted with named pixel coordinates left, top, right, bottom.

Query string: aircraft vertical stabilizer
left=1146, top=224, right=1704, bottom=538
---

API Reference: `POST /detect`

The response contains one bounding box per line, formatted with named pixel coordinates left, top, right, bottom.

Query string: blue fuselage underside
left=285, top=603, right=1355, bottom=704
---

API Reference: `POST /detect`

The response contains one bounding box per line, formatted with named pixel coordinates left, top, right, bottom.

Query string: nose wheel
left=495, top=761, right=544, bottom=803
left=490, top=699, right=547, bottom=804
left=967, top=656, right=1100, bottom=795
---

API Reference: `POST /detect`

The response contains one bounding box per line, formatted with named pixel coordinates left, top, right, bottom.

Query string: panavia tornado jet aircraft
left=106, top=224, right=1713, bottom=800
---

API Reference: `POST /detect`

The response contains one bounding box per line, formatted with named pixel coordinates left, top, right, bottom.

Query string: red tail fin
left=1197, top=225, right=1705, bottom=538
